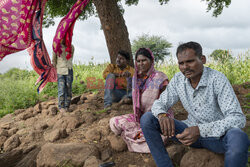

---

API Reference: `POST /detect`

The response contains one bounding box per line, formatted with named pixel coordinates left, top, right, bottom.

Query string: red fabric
left=65, top=20, right=76, bottom=60
left=53, top=0, right=90, bottom=58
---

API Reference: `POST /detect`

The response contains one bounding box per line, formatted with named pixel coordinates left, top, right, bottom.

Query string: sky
left=1, top=0, right=250, bottom=73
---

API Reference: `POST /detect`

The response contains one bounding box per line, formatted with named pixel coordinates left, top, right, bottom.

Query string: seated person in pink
left=109, top=48, right=174, bottom=153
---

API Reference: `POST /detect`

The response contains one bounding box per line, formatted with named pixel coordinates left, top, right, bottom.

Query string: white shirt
left=151, top=67, right=246, bottom=137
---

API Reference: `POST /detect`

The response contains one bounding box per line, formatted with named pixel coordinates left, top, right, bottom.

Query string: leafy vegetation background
left=0, top=53, right=249, bottom=117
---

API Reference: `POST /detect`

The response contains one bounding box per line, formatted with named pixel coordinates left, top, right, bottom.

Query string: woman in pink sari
left=110, top=48, right=174, bottom=153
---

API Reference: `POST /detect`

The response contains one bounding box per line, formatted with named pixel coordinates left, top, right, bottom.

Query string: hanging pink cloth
left=0, top=0, right=57, bottom=93
left=0, top=0, right=39, bottom=60
left=52, top=0, right=90, bottom=59
left=0, top=0, right=90, bottom=93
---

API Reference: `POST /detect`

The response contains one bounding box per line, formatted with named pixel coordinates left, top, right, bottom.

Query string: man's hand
left=121, top=71, right=131, bottom=78
left=176, top=126, right=200, bottom=146
left=158, top=113, right=175, bottom=138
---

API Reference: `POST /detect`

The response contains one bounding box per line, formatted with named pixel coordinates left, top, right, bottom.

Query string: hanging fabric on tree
left=27, top=0, right=57, bottom=93
left=0, top=0, right=90, bottom=93
left=52, top=0, right=90, bottom=59
left=0, top=0, right=40, bottom=60
left=0, top=0, right=57, bottom=93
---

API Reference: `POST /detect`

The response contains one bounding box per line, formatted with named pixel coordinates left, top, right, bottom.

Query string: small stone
left=101, top=149, right=112, bottom=161
left=84, top=156, right=102, bottom=167
left=108, top=135, right=127, bottom=152
left=0, top=129, right=8, bottom=137
left=8, top=128, right=18, bottom=136
left=85, top=129, right=101, bottom=141
left=48, top=106, right=58, bottom=116
left=14, top=109, right=25, bottom=115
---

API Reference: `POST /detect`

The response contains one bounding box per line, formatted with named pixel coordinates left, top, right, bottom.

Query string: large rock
left=52, top=116, right=84, bottom=130
left=16, top=146, right=41, bottom=167
left=180, top=148, right=224, bottom=167
left=36, top=143, right=99, bottom=167
left=0, top=145, right=40, bottom=167
left=0, top=149, right=23, bottom=167
left=3, top=134, right=21, bottom=152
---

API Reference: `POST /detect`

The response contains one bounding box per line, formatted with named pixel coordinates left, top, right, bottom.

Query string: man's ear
left=201, top=55, right=206, bottom=64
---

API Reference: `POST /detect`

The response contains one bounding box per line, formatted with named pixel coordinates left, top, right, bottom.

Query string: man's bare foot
left=59, top=108, right=67, bottom=113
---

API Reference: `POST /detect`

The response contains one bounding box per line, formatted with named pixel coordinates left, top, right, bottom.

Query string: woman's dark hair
left=135, top=48, right=153, bottom=61
left=118, top=50, right=130, bottom=61
left=176, top=41, right=203, bottom=58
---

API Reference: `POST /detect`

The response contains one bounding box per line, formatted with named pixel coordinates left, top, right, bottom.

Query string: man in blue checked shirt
left=140, top=41, right=249, bottom=167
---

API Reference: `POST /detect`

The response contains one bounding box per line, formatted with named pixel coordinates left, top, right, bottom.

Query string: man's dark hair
left=135, top=48, right=153, bottom=61
left=176, top=41, right=203, bottom=58
left=118, top=50, right=130, bottom=61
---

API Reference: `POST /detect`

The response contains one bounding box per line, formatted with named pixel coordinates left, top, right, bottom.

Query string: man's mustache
left=184, top=69, right=194, bottom=74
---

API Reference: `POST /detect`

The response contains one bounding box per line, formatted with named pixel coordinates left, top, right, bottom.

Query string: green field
left=0, top=54, right=249, bottom=117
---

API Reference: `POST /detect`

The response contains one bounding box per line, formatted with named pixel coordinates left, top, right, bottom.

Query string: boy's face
left=116, top=54, right=127, bottom=68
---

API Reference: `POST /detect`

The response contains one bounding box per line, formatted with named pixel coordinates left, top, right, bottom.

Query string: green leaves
left=202, top=0, right=231, bottom=17
left=132, top=34, right=172, bottom=63
left=210, top=49, right=233, bottom=63
left=44, top=0, right=95, bottom=28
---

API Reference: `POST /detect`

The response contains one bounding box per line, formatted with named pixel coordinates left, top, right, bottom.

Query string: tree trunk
left=92, top=0, right=134, bottom=66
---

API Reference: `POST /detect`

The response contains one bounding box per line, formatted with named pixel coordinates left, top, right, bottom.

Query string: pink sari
left=110, top=48, right=174, bottom=153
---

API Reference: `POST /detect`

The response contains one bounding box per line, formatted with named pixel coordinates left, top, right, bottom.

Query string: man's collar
left=197, top=67, right=208, bottom=87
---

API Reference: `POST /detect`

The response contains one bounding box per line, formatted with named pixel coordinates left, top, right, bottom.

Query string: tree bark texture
left=92, top=0, right=134, bottom=66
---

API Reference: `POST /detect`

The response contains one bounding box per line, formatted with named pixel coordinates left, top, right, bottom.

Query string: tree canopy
left=43, top=0, right=232, bottom=65
left=43, top=0, right=231, bottom=27
left=132, top=34, right=172, bottom=63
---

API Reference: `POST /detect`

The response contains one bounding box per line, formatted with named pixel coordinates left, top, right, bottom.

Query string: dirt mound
left=0, top=85, right=249, bottom=167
